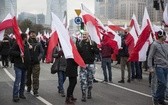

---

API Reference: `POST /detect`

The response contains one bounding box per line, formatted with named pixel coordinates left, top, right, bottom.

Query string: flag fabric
left=47, top=12, right=86, bottom=68
left=13, top=16, right=24, bottom=53
left=129, top=14, right=141, bottom=36
left=141, top=7, right=155, bottom=41
left=63, top=11, right=67, bottom=28
left=125, top=26, right=138, bottom=56
left=0, top=13, right=13, bottom=31
left=81, top=4, right=101, bottom=45
left=128, top=22, right=151, bottom=61
left=108, top=21, right=125, bottom=32
left=128, top=8, right=153, bottom=61
left=46, top=31, right=59, bottom=63
left=163, top=4, right=168, bottom=25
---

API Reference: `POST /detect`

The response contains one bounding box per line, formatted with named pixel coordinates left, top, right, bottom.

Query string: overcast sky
left=17, top=0, right=95, bottom=17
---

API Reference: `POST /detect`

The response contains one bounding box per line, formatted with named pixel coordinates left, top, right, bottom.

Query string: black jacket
left=0, top=37, right=10, bottom=56
left=10, top=42, right=31, bottom=70
left=118, top=35, right=129, bottom=57
left=29, top=38, right=44, bottom=65
left=77, top=40, right=99, bottom=64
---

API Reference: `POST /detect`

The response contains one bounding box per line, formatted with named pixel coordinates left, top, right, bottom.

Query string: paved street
left=0, top=62, right=154, bottom=105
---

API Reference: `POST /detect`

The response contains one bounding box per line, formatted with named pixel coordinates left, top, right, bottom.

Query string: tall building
left=95, top=0, right=148, bottom=24
left=147, top=0, right=168, bottom=23
left=95, top=0, right=116, bottom=20
left=18, top=12, right=36, bottom=23
left=18, top=12, right=45, bottom=25
left=36, top=14, right=45, bottom=25
left=0, top=0, right=17, bottom=22
left=45, top=0, right=67, bottom=25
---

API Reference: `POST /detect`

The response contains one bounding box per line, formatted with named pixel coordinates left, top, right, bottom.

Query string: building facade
left=45, top=0, right=67, bottom=25
left=0, top=0, right=17, bottom=22
left=95, top=0, right=167, bottom=25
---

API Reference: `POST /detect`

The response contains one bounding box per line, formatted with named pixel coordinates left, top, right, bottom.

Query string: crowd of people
left=1, top=28, right=168, bottom=105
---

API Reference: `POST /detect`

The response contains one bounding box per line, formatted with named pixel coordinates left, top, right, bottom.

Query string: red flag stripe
left=46, top=31, right=59, bottom=63
left=0, top=19, right=13, bottom=31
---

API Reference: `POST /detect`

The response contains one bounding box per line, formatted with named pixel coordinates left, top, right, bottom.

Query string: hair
left=157, top=30, right=166, bottom=39
left=28, top=30, right=35, bottom=35
left=21, top=33, right=27, bottom=40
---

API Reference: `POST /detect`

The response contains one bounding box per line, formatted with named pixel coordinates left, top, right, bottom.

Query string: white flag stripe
left=51, top=12, right=73, bottom=58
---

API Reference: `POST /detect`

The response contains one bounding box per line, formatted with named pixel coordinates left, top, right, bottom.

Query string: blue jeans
left=57, top=71, right=66, bottom=93
left=154, top=67, right=168, bottom=102
left=13, top=66, right=26, bottom=97
left=102, top=58, right=112, bottom=82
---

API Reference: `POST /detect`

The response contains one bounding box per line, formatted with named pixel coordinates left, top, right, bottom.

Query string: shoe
left=60, top=93, right=65, bottom=97
left=65, top=97, right=74, bottom=104
left=71, top=96, right=77, bottom=101
left=101, top=80, right=108, bottom=83
left=27, top=87, right=31, bottom=92
left=81, top=97, right=86, bottom=102
left=19, top=95, right=26, bottom=99
left=34, top=91, right=39, bottom=97
left=153, top=101, right=159, bottom=105
left=118, top=80, right=125, bottom=83
left=93, top=79, right=99, bottom=83
left=158, top=101, right=167, bottom=105
left=13, top=97, right=20, bottom=102
left=127, top=79, right=131, bottom=83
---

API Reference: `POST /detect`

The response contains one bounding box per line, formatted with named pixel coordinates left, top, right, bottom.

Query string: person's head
left=21, top=33, right=27, bottom=42
left=82, top=31, right=89, bottom=41
left=28, top=30, right=36, bottom=39
left=157, top=30, right=166, bottom=41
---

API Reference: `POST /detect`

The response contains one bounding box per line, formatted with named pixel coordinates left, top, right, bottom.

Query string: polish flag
left=129, top=14, right=141, bottom=36
left=13, top=16, right=24, bottom=53
left=128, top=22, right=151, bottom=61
left=108, top=21, right=125, bottom=32
left=0, top=13, right=13, bottom=31
left=128, top=8, right=152, bottom=62
left=141, top=7, right=155, bottom=42
left=106, top=26, right=122, bottom=50
left=125, top=26, right=138, bottom=55
left=46, top=12, right=86, bottom=68
left=163, top=4, right=168, bottom=26
left=81, top=4, right=101, bottom=45
left=46, top=31, right=59, bottom=63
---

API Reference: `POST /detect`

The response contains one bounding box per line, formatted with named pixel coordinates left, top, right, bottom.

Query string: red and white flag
left=128, top=8, right=152, bottom=61
left=163, top=4, right=168, bottom=25
left=46, top=12, right=86, bottom=68
left=125, top=26, right=138, bottom=55
left=81, top=4, right=101, bottom=45
left=128, top=23, right=151, bottom=61
left=141, top=7, right=155, bottom=42
left=129, top=14, right=141, bottom=36
left=0, top=13, right=13, bottom=31
left=108, top=21, right=125, bottom=32
left=46, top=31, right=59, bottom=63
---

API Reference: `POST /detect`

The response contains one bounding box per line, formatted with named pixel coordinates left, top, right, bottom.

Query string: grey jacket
left=148, top=41, right=168, bottom=69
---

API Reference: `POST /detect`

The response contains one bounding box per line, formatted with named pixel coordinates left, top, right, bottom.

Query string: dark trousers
left=101, top=58, right=112, bottom=82
left=26, top=64, right=40, bottom=92
left=67, top=77, right=77, bottom=97
left=2, top=55, right=9, bottom=67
